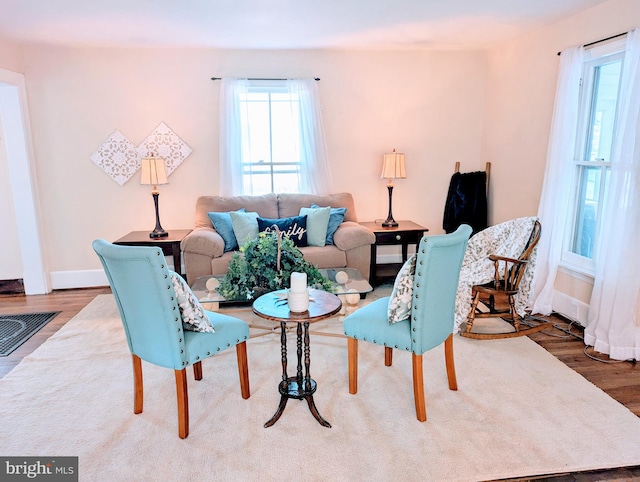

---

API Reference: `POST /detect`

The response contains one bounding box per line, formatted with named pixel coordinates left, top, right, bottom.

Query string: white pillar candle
left=290, top=272, right=307, bottom=293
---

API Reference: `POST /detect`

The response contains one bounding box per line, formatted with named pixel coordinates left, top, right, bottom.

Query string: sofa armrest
left=333, top=221, right=375, bottom=251
left=181, top=228, right=225, bottom=259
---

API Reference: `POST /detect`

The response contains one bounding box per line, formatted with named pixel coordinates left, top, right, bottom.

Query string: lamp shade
left=140, top=156, right=168, bottom=186
left=381, top=150, right=407, bottom=180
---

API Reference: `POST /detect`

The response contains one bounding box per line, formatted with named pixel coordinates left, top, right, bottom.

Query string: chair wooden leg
left=236, top=341, right=250, bottom=399
left=412, top=353, right=426, bottom=422
left=444, top=334, right=458, bottom=391
left=466, top=290, right=481, bottom=332
left=174, top=369, right=189, bottom=439
left=348, top=337, right=358, bottom=394
left=508, top=295, right=520, bottom=331
left=193, top=361, right=203, bottom=381
left=384, top=346, right=393, bottom=366
left=132, top=354, right=143, bottom=414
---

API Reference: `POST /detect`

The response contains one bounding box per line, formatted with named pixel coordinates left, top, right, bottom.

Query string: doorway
left=0, top=68, right=49, bottom=294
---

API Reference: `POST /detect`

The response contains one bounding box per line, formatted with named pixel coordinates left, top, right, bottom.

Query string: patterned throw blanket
left=454, top=217, right=539, bottom=333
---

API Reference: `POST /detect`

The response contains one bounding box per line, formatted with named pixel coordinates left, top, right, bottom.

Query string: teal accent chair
left=343, top=225, right=472, bottom=422
left=93, top=239, right=250, bottom=438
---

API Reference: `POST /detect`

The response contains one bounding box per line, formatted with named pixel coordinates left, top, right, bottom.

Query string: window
left=563, top=42, right=624, bottom=272
left=219, top=78, right=332, bottom=196
left=239, top=82, right=302, bottom=194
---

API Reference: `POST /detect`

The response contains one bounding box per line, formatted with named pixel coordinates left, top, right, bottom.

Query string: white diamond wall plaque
left=136, top=122, right=193, bottom=176
left=90, top=130, right=140, bottom=186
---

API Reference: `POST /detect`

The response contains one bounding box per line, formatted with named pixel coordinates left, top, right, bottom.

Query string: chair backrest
left=93, top=239, right=187, bottom=370
left=410, top=224, right=472, bottom=354
left=505, top=220, right=541, bottom=291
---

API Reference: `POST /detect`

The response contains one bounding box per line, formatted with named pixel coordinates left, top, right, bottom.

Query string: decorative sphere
left=335, top=270, right=349, bottom=284
left=205, top=278, right=220, bottom=291
left=345, top=288, right=360, bottom=305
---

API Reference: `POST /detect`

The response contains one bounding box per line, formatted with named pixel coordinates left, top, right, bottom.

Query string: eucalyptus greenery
left=217, top=231, right=333, bottom=300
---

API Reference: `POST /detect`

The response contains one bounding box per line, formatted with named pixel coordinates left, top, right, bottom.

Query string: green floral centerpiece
left=217, top=229, right=333, bottom=300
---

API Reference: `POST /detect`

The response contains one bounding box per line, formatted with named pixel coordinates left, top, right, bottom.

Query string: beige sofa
left=182, top=192, right=375, bottom=282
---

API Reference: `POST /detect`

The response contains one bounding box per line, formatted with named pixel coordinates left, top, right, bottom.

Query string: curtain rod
left=557, top=32, right=627, bottom=55
left=211, top=77, right=320, bottom=81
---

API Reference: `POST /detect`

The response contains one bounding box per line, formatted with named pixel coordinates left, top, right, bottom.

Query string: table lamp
left=380, top=149, right=406, bottom=227
left=140, top=154, right=169, bottom=238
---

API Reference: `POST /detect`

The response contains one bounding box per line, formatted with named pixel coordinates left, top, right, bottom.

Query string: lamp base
left=149, top=229, right=169, bottom=239
left=382, top=184, right=399, bottom=228
left=149, top=191, right=168, bottom=238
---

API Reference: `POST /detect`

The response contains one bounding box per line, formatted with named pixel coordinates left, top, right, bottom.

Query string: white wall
left=19, top=46, right=486, bottom=279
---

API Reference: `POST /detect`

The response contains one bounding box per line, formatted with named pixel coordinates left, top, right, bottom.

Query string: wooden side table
left=253, top=289, right=342, bottom=428
left=113, top=229, right=192, bottom=279
left=358, top=220, right=428, bottom=284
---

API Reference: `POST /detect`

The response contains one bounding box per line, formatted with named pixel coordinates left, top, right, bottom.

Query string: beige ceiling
left=0, top=0, right=609, bottom=50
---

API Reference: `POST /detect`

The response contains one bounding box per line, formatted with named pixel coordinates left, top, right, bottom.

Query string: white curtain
left=530, top=46, right=585, bottom=315
left=584, top=29, right=640, bottom=361
left=218, top=78, right=333, bottom=196
left=288, top=79, right=333, bottom=194
left=219, top=78, right=248, bottom=196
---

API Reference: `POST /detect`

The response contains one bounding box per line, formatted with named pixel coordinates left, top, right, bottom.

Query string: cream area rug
left=2, top=294, right=640, bottom=482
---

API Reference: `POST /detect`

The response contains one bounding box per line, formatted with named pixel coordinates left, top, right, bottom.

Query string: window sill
left=557, top=262, right=595, bottom=283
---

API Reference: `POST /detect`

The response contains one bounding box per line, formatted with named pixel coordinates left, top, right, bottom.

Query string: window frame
left=238, top=80, right=303, bottom=195
left=561, top=39, right=626, bottom=275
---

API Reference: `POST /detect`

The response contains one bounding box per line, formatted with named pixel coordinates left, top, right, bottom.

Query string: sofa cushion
left=300, top=206, right=331, bottom=247
left=298, top=245, right=347, bottom=269
left=207, top=208, right=246, bottom=252
left=229, top=211, right=259, bottom=247
left=194, top=194, right=278, bottom=229
left=277, top=193, right=358, bottom=223
left=258, top=215, right=308, bottom=247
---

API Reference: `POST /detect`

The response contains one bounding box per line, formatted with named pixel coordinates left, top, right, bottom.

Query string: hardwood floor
left=0, top=288, right=638, bottom=481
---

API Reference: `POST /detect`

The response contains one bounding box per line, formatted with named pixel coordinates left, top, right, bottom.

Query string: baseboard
left=50, top=269, right=109, bottom=290
left=552, top=290, right=590, bottom=326
left=49, top=261, right=176, bottom=290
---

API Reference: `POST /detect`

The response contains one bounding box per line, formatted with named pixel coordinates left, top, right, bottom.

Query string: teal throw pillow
left=311, top=203, right=347, bottom=245
left=208, top=208, right=246, bottom=252
left=387, top=255, right=416, bottom=324
left=258, top=215, right=308, bottom=247
left=229, top=211, right=259, bottom=247
left=299, top=206, right=331, bottom=247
